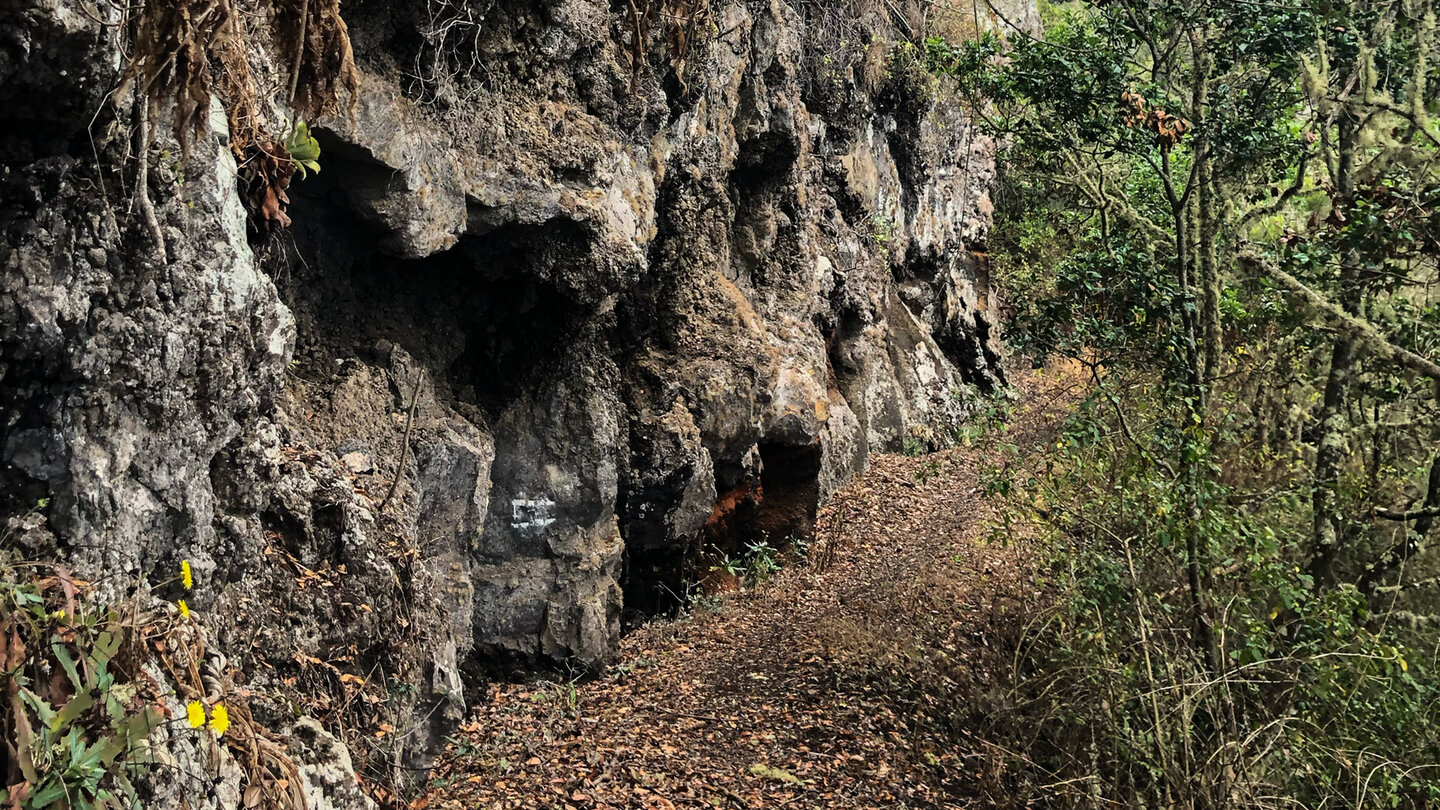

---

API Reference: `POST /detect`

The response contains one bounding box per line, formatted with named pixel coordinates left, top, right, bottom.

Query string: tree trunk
left=1309, top=116, right=1361, bottom=586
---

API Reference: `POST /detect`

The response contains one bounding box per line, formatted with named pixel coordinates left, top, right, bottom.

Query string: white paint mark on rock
left=511, top=495, right=556, bottom=531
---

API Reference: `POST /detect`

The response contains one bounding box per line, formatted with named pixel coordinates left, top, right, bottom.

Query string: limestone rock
left=1, top=0, right=1014, bottom=803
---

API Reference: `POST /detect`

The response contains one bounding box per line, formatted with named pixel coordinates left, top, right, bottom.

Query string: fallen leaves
left=417, top=368, right=1081, bottom=810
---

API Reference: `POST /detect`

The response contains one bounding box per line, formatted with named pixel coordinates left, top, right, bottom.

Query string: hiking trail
left=421, top=369, right=1083, bottom=809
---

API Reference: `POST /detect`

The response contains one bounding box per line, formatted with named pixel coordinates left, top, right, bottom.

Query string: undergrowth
left=0, top=547, right=312, bottom=810
left=973, top=391, right=1440, bottom=807
left=0, top=556, right=161, bottom=810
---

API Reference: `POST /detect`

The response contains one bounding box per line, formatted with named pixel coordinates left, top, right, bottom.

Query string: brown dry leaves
left=1120, top=90, right=1192, bottom=151
left=243, top=139, right=298, bottom=230
left=121, top=0, right=249, bottom=150
left=419, top=368, right=1086, bottom=810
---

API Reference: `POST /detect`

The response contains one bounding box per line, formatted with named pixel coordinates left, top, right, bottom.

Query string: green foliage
left=284, top=120, right=322, bottom=179
left=926, top=0, right=1440, bottom=802
left=688, top=592, right=724, bottom=615
left=0, top=558, right=163, bottom=810
left=1011, top=244, right=1190, bottom=373
left=954, top=391, right=1013, bottom=447
left=713, top=539, right=786, bottom=590
left=982, top=392, right=1440, bottom=805
left=866, top=213, right=897, bottom=262
left=742, top=540, right=781, bottom=587
left=719, top=553, right=747, bottom=580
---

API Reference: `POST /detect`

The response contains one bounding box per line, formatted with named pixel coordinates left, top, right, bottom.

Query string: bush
left=979, top=388, right=1440, bottom=807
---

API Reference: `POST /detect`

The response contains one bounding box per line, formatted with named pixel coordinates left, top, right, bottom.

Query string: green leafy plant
left=283, top=120, right=322, bottom=179
left=955, top=393, right=1013, bottom=448
left=690, top=593, right=723, bottom=614
left=1, top=560, right=164, bottom=810
left=743, top=540, right=780, bottom=586
left=867, top=213, right=896, bottom=261
left=720, top=554, right=747, bottom=580
left=914, top=459, right=942, bottom=485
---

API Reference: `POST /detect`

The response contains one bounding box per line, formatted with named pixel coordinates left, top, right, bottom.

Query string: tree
left=928, top=0, right=1440, bottom=802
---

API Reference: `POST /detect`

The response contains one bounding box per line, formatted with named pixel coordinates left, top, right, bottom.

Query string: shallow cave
left=620, top=441, right=822, bottom=622
left=750, top=442, right=823, bottom=543
left=269, top=144, right=593, bottom=422
left=701, top=443, right=822, bottom=583
left=620, top=535, right=698, bottom=625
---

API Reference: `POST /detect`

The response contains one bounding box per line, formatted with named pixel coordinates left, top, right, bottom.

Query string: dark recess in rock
left=277, top=156, right=593, bottom=423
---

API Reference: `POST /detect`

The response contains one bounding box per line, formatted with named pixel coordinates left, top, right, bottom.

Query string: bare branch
left=1235, top=154, right=1311, bottom=234
left=1359, top=453, right=1440, bottom=594
left=1374, top=505, right=1440, bottom=521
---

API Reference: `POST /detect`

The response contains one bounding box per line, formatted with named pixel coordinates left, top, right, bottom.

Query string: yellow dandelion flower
left=186, top=701, right=206, bottom=729
left=178, top=599, right=191, bottom=619
left=209, top=703, right=230, bottom=737
left=181, top=560, right=194, bottom=590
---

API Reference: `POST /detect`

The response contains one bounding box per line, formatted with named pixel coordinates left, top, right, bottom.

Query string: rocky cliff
left=1, top=0, right=1008, bottom=803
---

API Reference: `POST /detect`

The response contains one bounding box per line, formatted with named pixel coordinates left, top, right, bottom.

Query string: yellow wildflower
left=178, top=599, right=191, bottom=619
left=181, top=560, right=194, bottom=590
left=186, top=701, right=206, bottom=729
left=209, top=703, right=230, bottom=737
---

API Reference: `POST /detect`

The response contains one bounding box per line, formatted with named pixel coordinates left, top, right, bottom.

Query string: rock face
left=1, top=0, right=1006, bottom=800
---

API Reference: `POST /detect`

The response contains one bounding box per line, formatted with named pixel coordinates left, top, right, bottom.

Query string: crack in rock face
left=1, top=0, right=1012, bottom=801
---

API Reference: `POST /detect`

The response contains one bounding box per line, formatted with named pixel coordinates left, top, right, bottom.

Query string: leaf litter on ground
left=419, top=366, right=1086, bottom=809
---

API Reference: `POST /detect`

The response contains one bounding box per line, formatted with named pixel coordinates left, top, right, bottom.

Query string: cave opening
left=620, top=440, right=823, bottom=624
left=697, top=442, right=822, bottom=595
left=750, top=442, right=823, bottom=544
left=270, top=142, right=592, bottom=422
left=620, top=532, right=700, bottom=627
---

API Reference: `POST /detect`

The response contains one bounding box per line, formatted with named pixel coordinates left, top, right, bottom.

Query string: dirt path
left=420, top=370, right=1081, bottom=810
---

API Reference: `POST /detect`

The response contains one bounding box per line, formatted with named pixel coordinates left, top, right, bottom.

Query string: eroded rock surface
left=2, top=0, right=1007, bottom=802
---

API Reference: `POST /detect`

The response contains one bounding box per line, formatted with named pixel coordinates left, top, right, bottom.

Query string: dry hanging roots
left=118, top=0, right=357, bottom=233
left=121, top=0, right=356, bottom=150
left=119, top=0, right=261, bottom=154
left=621, top=0, right=713, bottom=95
left=274, top=0, right=360, bottom=120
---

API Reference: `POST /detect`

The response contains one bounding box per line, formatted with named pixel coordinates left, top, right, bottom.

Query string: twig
left=288, top=0, right=311, bottom=105
left=132, top=92, right=168, bottom=264
left=379, top=371, right=424, bottom=514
